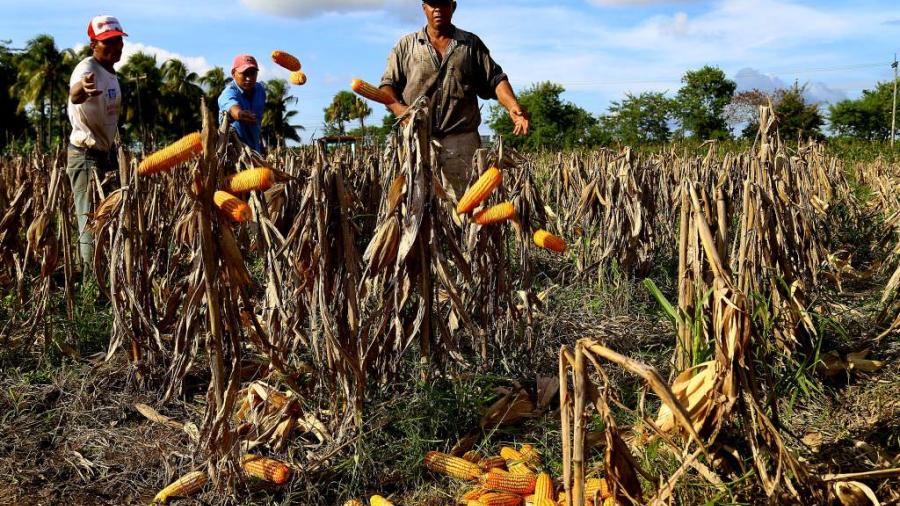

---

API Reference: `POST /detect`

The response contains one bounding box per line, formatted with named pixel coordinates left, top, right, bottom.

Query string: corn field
left=0, top=101, right=898, bottom=505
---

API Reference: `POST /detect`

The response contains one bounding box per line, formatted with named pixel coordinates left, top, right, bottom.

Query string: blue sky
left=2, top=0, right=899, bottom=140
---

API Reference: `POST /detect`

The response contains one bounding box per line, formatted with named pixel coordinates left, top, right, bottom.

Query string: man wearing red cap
left=218, top=55, right=266, bottom=152
left=67, top=15, right=127, bottom=276
left=379, top=0, right=529, bottom=197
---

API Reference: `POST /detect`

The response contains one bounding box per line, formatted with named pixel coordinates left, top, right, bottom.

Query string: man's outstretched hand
left=509, top=106, right=530, bottom=136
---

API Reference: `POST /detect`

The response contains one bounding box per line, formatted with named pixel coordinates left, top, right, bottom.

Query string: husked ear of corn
left=370, top=495, right=395, bottom=506
left=214, top=191, right=252, bottom=222
left=457, top=167, right=502, bottom=214
left=272, top=50, right=301, bottom=71
left=479, top=456, right=507, bottom=472
left=533, top=499, right=557, bottom=506
left=519, top=445, right=541, bottom=468
left=138, top=132, right=202, bottom=176
left=499, top=447, right=523, bottom=461
left=351, top=78, right=396, bottom=106
left=476, top=492, right=523, bottom=506
left=425, top=451, right=482, bottom=480
left=461, top=485, right=488, bottom=502
left=534, top=472, right=554, bottom=501
left=153, top=470, right=207, bottom=503
left=473, top=202, right=516, bottom=225
left=585, top=478, right=610, bottom=500
left=533, top=230, right=566, bottom=253
left=224, top=168, right=275, bottom=193
left=482, top=468, right=536, bottom=495
left=290, top=71, right=307, bottom=86
left=498, top=447, right=531, bottom=474
left=342, top=501, right=364, bottom=506
left=242, top=455, right=292, bottom=484
left=462, top=450, right=483, bottom=463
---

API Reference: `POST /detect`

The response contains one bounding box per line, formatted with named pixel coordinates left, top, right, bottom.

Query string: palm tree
left=198, top=66, right=230, bottom=118
left=349, top=97, right=372, bottom=133
left=15, top=35, right=73, bottom=149
left=160, top=58, right=202, bottom=138
left=118, top=52, right=163, bottom=148
left=262, top=79, right=304, bottom=149
left=324, top=91, right=358, bottom=136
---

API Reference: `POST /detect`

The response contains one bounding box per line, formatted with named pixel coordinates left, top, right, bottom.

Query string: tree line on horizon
left=1, top=34, right=895, bottom=154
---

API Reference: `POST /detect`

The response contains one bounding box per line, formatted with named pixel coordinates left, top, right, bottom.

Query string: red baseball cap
left=232, top=55, right=259, bottom=73
left=88, top=15, right=128, bottom=41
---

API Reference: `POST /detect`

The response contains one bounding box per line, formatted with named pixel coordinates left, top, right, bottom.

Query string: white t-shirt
left=68, top=57, right=121, bottom=152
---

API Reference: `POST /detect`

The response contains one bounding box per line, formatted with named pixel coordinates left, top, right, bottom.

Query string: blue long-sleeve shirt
left=218, top=81, right=266, bottom=151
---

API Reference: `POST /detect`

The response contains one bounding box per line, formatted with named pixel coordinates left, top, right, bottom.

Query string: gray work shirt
left=380, top=25, right=508, bottom=137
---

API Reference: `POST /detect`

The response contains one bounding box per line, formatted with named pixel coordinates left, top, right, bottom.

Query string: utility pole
left=892, top=54, right=897, bottom=147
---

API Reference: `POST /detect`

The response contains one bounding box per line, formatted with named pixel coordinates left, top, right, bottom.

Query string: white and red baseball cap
left=231, top=54, right=259, bottom=73
left=88, top=15, right=128, bottom=41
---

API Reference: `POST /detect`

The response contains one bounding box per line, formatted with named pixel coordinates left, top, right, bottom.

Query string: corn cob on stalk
left=457, top=167, right=502, bottom=214
left=479, top=455, right=507, bottom=471
left=533, top=230, right=567, bottom=253
left=224, top=167, right=275, bottom=193
left=271, top=50, right=301, bottom=71
left=475, top=492, right=524, bottom=506
left=290, top=71, right=307, bottom=86
left=424, top=451, right=482, bottom=480
left=351, top=78, right=396, bottom=106
left=242, top=454, right=292, bottom=484
left=138, top=132, right=202, bottom=176
left=482, top=468, right=536, bottom=495
left=370, top=495, right=395, bottom=506
left=473, top=201, right=516, bottom=225
left=214, top=191, right=252, bottom=222
left=153, top=470, right=207, bottom=503
left=534, top=472, right=554, bottom=501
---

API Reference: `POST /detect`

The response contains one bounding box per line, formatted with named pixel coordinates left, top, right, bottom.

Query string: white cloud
left=733, top=68, right=847, bottom=105
left=119, top=41, right=213, bottom=75
left=240, top=0, right=408, bottom=18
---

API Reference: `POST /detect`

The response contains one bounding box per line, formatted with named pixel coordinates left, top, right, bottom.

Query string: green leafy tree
left=118, top=52, right=164, bottom=148
left=599, top=91, right=674, bottom=145
left=262, top=79, right=304, bottom=149
left=773, top=83, right=824, bottom=141
left=489, top=81, right=604, bottom=150
left=198, top=66, right=230, bottom=118
left=14, top=35, right=73, bottom=149
left=0, top=41, right=31, bottom=151
left=348, top=112, right=396, bottom=146
left=674, top=65, right=736, bottom=140
left=324, top=91, right=358, bottom=135
left=160, top=58, right=202, bottom=138
left=829, top=81, right=894, bottom=140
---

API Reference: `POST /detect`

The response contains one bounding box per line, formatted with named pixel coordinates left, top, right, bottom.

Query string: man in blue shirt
left=218, top=54, right=266, bottom=152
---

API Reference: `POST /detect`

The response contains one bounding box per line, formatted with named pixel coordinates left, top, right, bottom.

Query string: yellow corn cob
left=499, top=447, right=531, bottom=474
left=214, top=191, right=252, bottom=222
left=153, top=470, right=207, bottom=503
left=370, top=495, right=394, bottom=506
left=242, top=454, right=291, bottom=484
left=519, top=444, right=542, bottom=468
left=342, top=501, right=364, bottom=506
left=272, top=50, right=301, bottom=71
left=224, top=168, right=275, bottom=193
left=424, top=451, right=482, bottom=481
left=482, top=468, right=536, bottom=495
left=534, top=499, right=557, bottom=506
left=463, top=450, right=482, bottom=463
left=457, top=167, right=502, bottom=214
left=473, top=201, right=516, bottom=225
left=460, top=485, right=489, bottom=502
left=467, top=501, right=485, bottom=506
left=533, top=230, right=567, bottom=253
left=534, top=472, right=554, bottom=501
left=351, top=78, right=396, bottom=106
left=477, top=492, right=523, bottom=506
left=499, top=447, right=523, bottom=461
left=601, top=498, right=616, bottom=506
left=479, top=455, right=507, bottom=472
left=290, top=71, right=307, bottom=86
left=585, top=478, right=610, bottom=500
left=524, top=495, right=535, bottom=505
left=138, top=132, right=202, bottom=176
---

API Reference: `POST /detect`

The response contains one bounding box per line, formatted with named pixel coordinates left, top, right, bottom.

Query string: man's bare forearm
left=380, top=85, right=407, bottom=117
left=495, top=80, right=521, bottom=113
